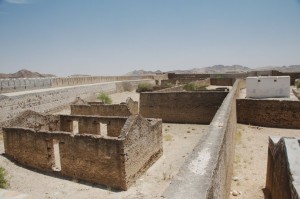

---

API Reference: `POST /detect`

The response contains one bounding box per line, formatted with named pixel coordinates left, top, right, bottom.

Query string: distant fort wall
left=0, top=79, right=155, bottom=128
left=0, top=75, right=155, bottom=94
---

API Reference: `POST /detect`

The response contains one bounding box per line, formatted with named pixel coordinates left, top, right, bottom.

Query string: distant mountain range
left=126, top=65, right=300, bottom=75
left=0, top=69, right=56, bottom=79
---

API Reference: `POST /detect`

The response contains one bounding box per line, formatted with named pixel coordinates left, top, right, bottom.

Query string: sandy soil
left=229, top=124, right=300, bottom=199
left=0, top=91, right=208, bottom=199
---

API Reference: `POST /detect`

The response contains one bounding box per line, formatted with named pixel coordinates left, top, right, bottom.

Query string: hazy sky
left=0, top=0, right=300, bottom=76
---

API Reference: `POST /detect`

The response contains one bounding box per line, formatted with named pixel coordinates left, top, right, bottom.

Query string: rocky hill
left=126, top=65, right=300, bottom=75
left=0, top=69, right=55, bottom=79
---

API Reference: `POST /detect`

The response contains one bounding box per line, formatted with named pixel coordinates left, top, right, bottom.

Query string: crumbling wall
left=60, top=115, right=127, bottom=137
left=237, top=99, right=300, bottom=129
left=265, top=137, right=300, bottom=199
left=121, top=115, right=163, bottom=187
left=70, top=97, right=138, bottom=117
left=3, top=128, right=126, bottom=190
left=140, top=91, right=228, bottom=124
left=163, top=79, right=240, bottom=199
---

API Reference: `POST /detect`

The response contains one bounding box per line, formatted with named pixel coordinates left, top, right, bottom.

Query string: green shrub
left=97, top=92, right=112, bottom=104
left=0, top=167, right=9, bottom=188
left=183, top=82, right=207, bottom=91
left=136, top=83, right=153, bottom=92
left=296, top=81, right=300, bottom=88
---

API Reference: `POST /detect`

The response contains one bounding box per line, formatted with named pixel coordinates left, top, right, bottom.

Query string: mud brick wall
left=3, top=115, right=163, bottom=190
left=71, top=103, right=138, bottom=117
left=140, top=91, right=228, bottom=124
left=122, top=116, right=163, bottom=187
left=59, top=115, right=127, bottom=137
left=266, top=137, right=300, bottom=199
left=210, top=78, right=235, bottom=86
left=237, top=99, right=300, bottom=128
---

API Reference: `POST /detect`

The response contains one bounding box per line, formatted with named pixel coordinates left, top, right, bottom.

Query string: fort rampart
left=0, top=79, right=154, bottom=127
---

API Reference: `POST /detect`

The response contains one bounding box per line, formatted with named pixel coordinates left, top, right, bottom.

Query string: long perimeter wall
left=0, top=75, right=155, bottom=94
left=0, top=79, right=154, bottom=127
left=237, top=99, right=300, bottom=129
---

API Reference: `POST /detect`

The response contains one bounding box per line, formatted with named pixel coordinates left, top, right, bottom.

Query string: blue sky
left=0, top=0, right=300, bottom=76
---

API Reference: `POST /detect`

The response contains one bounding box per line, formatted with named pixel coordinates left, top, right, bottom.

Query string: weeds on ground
left=136, top=83, right=153, bottom=92
left=183, top=82, right=207, bottom=91
left=0, top=167, right=9, bottom=188
left=164, top=134, right=172, bottom=141
left=97, top=92, right=112, bottom=104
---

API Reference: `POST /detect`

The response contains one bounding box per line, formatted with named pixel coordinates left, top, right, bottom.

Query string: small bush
left=97, top=92, right=112, bottom=104
left=183, top=82, right=207, bottom=91
left=0, top=167, right=9, bottom=188
left=136, top=83, right=153, bottom=93
left=296, top=81, right=300, bottom=88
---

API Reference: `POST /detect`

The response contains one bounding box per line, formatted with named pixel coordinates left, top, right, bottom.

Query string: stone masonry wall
left=3, top=115, right=163, bottom=190
left=140, top=91, right=228, bottom=124
left=71, top=98, right=138, bottom=117
left=0, top=75, right=154, bottom=94
left=210, top=78, right=235, bottom=86
left=237, top=99, right=300, bottom=129
left=265, top=137, right=300, bottom=199
left=0, top=79, right=154, bottom=127
left=163, top=79, right=241, bottom=199
left=3, top=127, right=126, bottom=190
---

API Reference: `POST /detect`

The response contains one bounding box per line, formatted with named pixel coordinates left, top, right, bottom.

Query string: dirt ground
left=0, top=91, right=208, bottom=199
left=229, top=124, right=300, bottom=199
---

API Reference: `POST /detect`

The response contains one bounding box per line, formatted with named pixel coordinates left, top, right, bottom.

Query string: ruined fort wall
left=237, top=99, right=300, bottom=129
left=59, top=115, right=127, bottom=137
left=140, top=91, right=228, bottom=124
left=266, top=137, right=300, bottom=199
left=0, top=75, right=154, bottom=94
left=3, top=127, right=126, bottom=190
left=0, top=80, right=154, bottom=127
left=163, top=80, right=240, bottom=199
left=123, top=116, right=163, bottom=188
left=71, top=104, right=132, bottom=117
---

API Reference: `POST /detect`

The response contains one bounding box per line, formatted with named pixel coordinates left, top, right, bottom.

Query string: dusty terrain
left=229, top=124, right=300, bottom=199
left=0, top=91, right=208, bottom=199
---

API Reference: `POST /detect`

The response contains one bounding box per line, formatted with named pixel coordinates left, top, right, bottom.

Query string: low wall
left=0, top=75, right=154, bottom=94
left=163, top=80, right=240, bottom=199
left=71, top=98, right=138, bottom=117
left=265, top=137, right=300, bottom=199
left=237, top=99, right=300, bottom=129
left=140, top=91, right=228, bottom=124
left=210, top=78, right=235, bottom=86
left=0, top=79, right=154, bottom=128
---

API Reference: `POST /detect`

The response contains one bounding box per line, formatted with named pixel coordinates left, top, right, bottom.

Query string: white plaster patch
left=188, top=148, right=211, bottom=175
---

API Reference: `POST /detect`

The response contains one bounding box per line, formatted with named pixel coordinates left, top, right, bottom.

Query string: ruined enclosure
left=71, top=97, right=138, bottom=116
left=140, top=91, right=228, bottom=124
left=3, top=112, right=163, bottom=190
